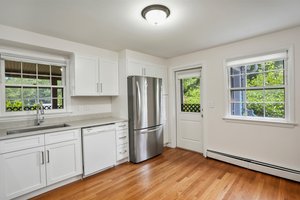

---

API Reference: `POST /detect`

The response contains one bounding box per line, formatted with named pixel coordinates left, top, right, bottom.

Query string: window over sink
left=0, top=54, right=67, bottom=116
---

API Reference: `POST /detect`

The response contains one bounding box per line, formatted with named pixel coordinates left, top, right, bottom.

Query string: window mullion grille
left=50, top=66, right=53, bottom=110
left=263, top=63, right=266, bottom=118
left=20, top=62, right=24, bottom=112
left=36, top=63, right=39, bottom=106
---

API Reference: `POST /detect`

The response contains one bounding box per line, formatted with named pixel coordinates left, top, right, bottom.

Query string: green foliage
left=245, top=61, right=285, bottom=118
left=182, top=77, right=200, bottom=104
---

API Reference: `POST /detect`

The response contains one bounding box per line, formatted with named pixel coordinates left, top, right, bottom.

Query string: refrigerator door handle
left=136, top=81, right=142, bottom=126
left=139, top=126, right=161, bottom=134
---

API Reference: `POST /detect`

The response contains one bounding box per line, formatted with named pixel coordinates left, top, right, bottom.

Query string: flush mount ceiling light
left=141, top=4, right=170, bottom=25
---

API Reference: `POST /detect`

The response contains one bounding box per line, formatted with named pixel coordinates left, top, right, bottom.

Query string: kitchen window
left=225, top=50, right=294, bottom=123
left=0, top=55, right=67, bottom=115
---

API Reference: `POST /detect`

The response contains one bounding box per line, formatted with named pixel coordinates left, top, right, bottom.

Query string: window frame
left=0, top=53, right=69, bottom=117
left=176, top=68, right=202, bottom=115
left=224, top=48, right=295, bottom=125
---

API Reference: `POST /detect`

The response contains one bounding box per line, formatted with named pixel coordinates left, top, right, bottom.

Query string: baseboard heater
left=207, top=149, right=300, bottom=182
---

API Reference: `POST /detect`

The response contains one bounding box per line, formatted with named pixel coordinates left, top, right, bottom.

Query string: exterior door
left=176, top=68, right=203, bottom=153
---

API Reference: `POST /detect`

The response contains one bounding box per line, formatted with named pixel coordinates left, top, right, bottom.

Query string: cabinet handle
left=41, top=151, right=44, bottom=165
left=100, top=83, right=103, bottom=93
left=119, top=150, right=127, bottom=154
left=47, top=150, right=50, bottom=163
left=119, top=136, right=127, bottom=139
left=96, top=82, right=99, bottom=93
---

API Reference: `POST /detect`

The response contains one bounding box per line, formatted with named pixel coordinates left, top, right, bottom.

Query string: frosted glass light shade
left=142, top=4, right=170, bottom=26
left=145, top=10, right=167, bottom=25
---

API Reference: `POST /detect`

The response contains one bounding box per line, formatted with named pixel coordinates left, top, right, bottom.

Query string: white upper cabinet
left=127, top=60, right=144, bottom=76
left=74, top=55, right=99, bottom=96
left=99, top=59, right=119, bottom=95
left=127, top=60, right=168, bottom=94
left=72, top=54, right=119, bottom=96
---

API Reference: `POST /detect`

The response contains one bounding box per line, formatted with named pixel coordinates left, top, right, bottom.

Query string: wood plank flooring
left=32, top=148, right=300, bottom=200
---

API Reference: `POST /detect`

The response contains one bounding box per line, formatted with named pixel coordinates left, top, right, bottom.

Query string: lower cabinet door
left=45, top=140, right=82, bottom=186
left=0, top=147, right=46, bottom=200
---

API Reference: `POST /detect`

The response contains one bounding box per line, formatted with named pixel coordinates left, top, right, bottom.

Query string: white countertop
left=0, top=117, right=127, bottom=141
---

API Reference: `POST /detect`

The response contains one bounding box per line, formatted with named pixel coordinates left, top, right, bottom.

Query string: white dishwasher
left=82, top=124, right=116, bottom=177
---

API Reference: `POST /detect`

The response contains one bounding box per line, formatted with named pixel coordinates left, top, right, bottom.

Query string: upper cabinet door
left=74, top=55, right=99, bottom=96
left=127, top=60, right=143, bottom=76
left=99, top=59, right=119, bottom=96
left=144, top=64, right=164, bottom=78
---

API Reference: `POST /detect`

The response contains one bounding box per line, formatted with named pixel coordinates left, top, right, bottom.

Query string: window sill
left=223, top=116, right=297, bottom=128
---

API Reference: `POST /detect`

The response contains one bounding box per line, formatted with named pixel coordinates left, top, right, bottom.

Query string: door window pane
left=180, top=77, right=200, bottom=113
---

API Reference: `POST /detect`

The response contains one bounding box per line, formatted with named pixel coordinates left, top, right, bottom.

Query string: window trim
left=223, top=47, right=295, bottom=125
left=0, top=52, right=70, bottom=118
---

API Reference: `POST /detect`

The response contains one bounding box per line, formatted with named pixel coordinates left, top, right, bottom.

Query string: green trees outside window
left=180, top=77, right=201, bottom=113
left=3, top=60, right=65, bottom=112
left=230, top=60, right=285, bottom=118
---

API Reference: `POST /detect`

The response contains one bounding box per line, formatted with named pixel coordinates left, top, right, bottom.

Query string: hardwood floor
left=32, top=148, right=300, bottom=200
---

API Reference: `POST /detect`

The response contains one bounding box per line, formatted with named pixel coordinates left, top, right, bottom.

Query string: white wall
left=167, top=26, right=300, bottom=171
left=0, top=24, right=118, bottom=117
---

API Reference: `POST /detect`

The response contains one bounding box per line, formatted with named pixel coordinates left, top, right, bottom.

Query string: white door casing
left=176, top=68, right=203, bottom=153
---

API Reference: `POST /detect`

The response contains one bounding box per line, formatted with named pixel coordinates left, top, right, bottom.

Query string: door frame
left=168, top=62, right=207, bottom=156
left=175, top=68, right=203, bottom=152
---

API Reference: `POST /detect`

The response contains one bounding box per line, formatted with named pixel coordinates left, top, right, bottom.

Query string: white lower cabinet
left=45, top=140, right=82, bottom=185
left=0, top=129, right=82, bottom=200
left=0, top=146, right=46, bottom=200
left=115, top=122, right=129, bottom=163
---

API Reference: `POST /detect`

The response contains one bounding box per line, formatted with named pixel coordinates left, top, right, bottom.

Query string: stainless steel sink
left=6, top=123, right=71, bottom=135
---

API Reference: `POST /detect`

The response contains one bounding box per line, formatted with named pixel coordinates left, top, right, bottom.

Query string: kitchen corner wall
left=167, top=26, right=300, bottom=171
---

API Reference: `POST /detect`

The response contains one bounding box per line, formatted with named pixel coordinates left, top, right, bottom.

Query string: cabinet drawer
left=116, top=144, right=128, bottom=161
left=115, top=122, right=128, bottom=131
left=45, top=129, right=80, bottom=145
left=116, top=134, right=128, bottom=145
left=0, top=134, right=45, bottom=154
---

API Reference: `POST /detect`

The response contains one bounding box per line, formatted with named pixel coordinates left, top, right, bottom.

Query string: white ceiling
left=0, top=0, right=300, bottom=58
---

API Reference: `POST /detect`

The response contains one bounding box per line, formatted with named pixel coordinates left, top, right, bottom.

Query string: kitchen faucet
left=35, top=102, right=45, bottom=126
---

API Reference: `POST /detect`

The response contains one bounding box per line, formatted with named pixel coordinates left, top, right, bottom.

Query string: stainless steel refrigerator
left=128, top=76, right=163, bottom=163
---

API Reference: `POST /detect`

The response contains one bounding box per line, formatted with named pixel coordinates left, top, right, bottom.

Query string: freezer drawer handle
left=139, top=127, right=161, bottom=134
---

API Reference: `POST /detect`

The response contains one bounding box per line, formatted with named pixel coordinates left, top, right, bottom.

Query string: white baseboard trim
left=207, top=150, right=300, bottom=182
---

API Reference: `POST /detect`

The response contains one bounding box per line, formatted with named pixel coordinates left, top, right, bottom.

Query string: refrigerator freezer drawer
left=130, top=125, right=163, bottom=163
